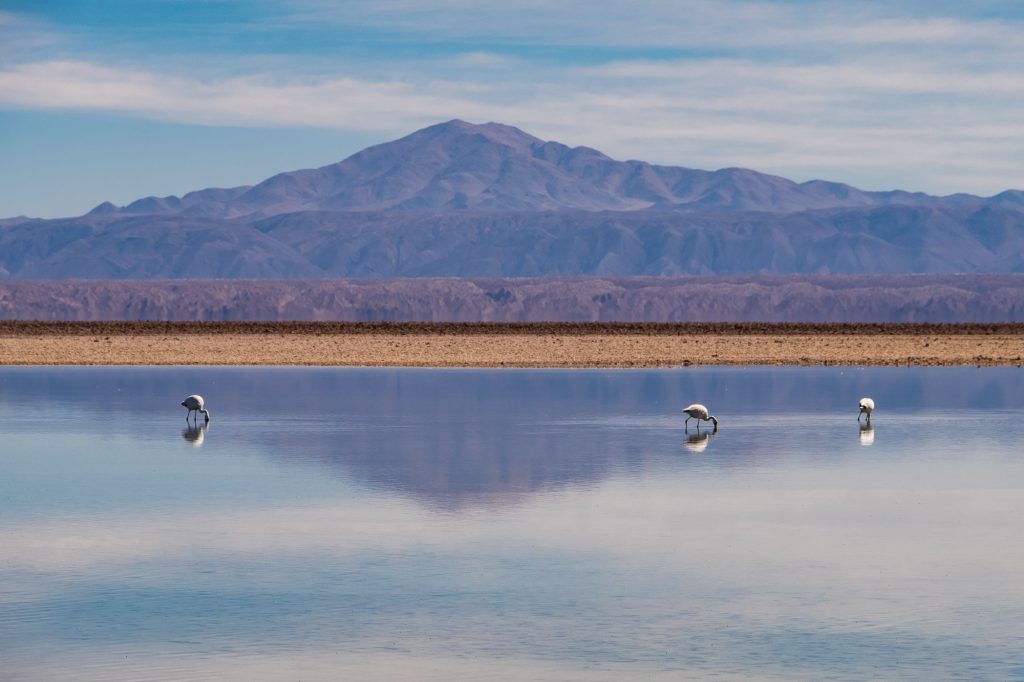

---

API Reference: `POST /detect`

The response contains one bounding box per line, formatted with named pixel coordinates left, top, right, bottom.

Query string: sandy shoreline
left=1, top=322, right=1022, bottom=367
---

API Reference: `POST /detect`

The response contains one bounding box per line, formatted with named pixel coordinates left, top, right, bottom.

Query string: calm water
left=2, top=366, right=1024, bottom=681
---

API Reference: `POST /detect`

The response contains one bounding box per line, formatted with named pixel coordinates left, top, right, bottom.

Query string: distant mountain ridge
left=81, top=119, right=1020, bottom=218
left=2, top=276, right=1022, bottom=322
left=2, top=120, right=1024, bottom=280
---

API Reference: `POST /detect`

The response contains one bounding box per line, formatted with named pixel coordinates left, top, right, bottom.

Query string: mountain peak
left=75, top=120, right=1010, bottom=220
left=410, top=119, right=542, bottom=151
left=86, top=201, right=119, bottom=216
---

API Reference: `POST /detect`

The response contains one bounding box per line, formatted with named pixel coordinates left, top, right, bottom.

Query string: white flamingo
left=682, top=403, right=718, bottom=430
left=858, top=397, right=874, bottom=423
left=181, top=394, right=211, bottom=423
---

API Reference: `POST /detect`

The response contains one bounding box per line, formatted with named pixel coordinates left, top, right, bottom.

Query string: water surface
left=2, top=366, right=1023, bottom=680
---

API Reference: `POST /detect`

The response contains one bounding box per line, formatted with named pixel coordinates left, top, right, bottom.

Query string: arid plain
left=2, top=322, right=1022, bottom=367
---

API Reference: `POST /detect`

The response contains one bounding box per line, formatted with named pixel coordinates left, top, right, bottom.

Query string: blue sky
left=2, top=1, right=1024, bottom=217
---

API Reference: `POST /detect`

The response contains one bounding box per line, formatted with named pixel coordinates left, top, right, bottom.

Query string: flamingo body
left=682, top=403, right=718, bottom=430
left=181, top=394, right=211, bottom=423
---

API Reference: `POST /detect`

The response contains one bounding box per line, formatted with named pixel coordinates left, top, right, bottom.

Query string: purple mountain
left=1, top=120, right=1023, bottom=279
left=90, top=119, right=984, bottom=219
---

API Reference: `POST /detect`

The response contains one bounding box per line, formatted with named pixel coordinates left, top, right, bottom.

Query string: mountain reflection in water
left=3, top=366, right=1024, bottom=681
left=2, top=366, right=1022, bottom=507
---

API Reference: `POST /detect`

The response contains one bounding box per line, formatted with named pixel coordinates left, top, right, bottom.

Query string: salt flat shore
left=1, top=322, right=1022, bottom=367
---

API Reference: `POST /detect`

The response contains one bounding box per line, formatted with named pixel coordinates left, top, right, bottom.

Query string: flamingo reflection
left=859, top=422, right=874, bottom=447
left=182, top=421, right=208, bottom=447
left=683, top=429, right=715, bottom=453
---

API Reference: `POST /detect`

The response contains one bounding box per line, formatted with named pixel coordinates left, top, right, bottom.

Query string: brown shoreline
left=2, top=322, right=1023, bottom=367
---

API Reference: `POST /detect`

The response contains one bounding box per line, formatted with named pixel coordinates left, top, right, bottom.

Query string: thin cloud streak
left=3, top=3, right=1024, bottom=198
left=582, top=58, right=1024, bottom=96
left=3, top=53, right=1023, bottom=194
left=284, top=0, right=1023, bottom=50
left=0, top=61, right=481, bottom=131
left=0, top=10, right=60, bottom=57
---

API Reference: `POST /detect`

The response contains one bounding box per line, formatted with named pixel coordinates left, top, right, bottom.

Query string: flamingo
left=682, top=403, right=718, bottom=430
left=181, top=394, right=211, bottom=423
left=858, top=397, right=874, bottom=423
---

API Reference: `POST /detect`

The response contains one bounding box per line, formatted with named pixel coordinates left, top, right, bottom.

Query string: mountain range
left=2, top=119, right=1024, bottom=278
left=3, top=276, right=1022, bottom=322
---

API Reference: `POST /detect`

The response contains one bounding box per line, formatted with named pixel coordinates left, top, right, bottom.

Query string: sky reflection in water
left=2, top=366, right=1024, bottom=681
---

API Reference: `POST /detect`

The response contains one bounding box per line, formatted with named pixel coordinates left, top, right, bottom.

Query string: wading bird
left=181, top=394, right=211, bottom=423
left=858, top=397, right=874, bottom=423
left=682, top=403, right=718, bottom=430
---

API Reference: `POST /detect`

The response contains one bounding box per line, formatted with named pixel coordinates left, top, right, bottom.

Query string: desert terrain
left=1, top=322, right=1021, bottom=367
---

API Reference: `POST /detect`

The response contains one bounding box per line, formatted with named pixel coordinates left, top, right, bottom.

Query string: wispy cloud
left=0, top=61, right=484, bottom=131
left=282, top=0, right=1024, bottom=51
left=2, top=2, right=1024, bottom=196
left=3, top=44, right=1023, bottom=194
left=0, top=9, right=59, bottom=57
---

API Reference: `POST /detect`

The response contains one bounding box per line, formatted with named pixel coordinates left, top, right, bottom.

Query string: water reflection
left=683, top=429, right=715, bottom=453
left=2, top=366, right=1024, bottom=508
left=859, top=423, right=875, bottom=446
left=182, top=422, right=208, bottom=447
left=3, top=367, right=1024, bottom=681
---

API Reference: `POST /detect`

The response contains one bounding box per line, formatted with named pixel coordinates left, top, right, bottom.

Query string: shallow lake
left=2, top=366, right=1024, bottom=681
